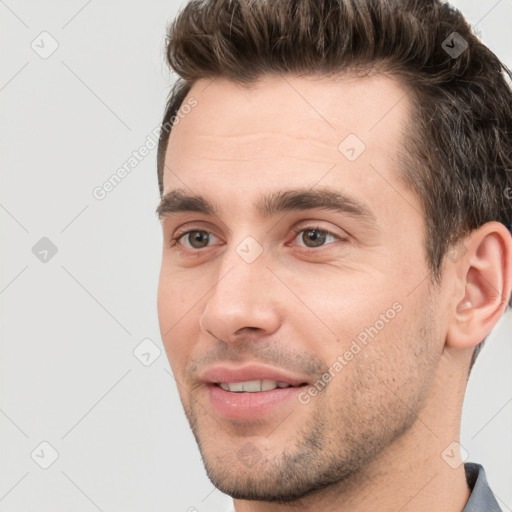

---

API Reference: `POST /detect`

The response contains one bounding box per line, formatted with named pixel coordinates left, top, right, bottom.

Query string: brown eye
left=294, top=227, right=339, bottom=248
left=180, top=230, right=212, bottom=249
left=186, top=231, right=210, bottom=248
left=301, top=229, right=328, bottom=247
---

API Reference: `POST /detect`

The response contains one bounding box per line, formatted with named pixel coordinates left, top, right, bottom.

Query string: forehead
left=163, top=73, right=412, bottom=207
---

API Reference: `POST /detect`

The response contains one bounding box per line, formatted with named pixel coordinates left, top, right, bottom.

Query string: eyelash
left=170, top=225, right=344, bottom=254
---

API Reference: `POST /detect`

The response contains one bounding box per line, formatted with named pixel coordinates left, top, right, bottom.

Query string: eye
left=170, top=225, right=344, bottom=253
left=171, top=230, right=220, bottom=250
left=292, top=226, right=342, bottom=248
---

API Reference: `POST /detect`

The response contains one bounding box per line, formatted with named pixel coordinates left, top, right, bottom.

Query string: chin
left=199, top=441, right=357, bottom=503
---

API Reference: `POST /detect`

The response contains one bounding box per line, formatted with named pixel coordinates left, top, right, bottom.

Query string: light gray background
left=1, top=1, right=511, bottom=511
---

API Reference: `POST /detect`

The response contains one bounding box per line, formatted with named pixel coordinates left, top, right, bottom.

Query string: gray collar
left=462, top=463, right=502, bottom=511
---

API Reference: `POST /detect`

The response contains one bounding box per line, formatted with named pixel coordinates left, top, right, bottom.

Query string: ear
left=446, top=222, right=512, bottom=349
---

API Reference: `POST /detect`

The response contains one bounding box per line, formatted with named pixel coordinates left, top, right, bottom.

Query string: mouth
left=216, top=379, right=299, bottom=392
left=200, top=365, right=310, bottom=419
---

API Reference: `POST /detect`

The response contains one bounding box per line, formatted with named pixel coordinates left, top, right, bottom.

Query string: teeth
left=218, top=380, right=293, bottom=392
left=227, top=382, right=245, bottom=392
left=242, top=380, right=262, bottom=392
left=261, top=379, right=277, bottom=391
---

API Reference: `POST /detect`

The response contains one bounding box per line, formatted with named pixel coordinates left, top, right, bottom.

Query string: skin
left=157, top=73, right=512, bottom=511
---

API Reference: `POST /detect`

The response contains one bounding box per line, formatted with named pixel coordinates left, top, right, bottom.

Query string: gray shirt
left=462, top=463, right=502, bottom=511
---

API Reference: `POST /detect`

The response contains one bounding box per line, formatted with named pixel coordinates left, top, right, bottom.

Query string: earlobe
left=446, top=222, right=512, bottom=350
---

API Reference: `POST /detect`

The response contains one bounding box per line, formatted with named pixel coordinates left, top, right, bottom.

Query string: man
left=155, top=0, right=512, bottom=510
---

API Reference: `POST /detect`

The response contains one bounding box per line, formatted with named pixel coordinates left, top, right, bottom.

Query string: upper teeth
left=219, top=380, right=292, bottom=392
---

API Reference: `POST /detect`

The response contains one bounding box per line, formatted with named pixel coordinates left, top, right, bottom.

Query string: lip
left=200, top=364, right=310, bottom=419
left=200, top=364, right=310, bottom=387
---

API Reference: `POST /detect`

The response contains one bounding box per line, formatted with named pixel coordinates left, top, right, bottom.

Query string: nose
left=199, top=246, right=282, bottom=344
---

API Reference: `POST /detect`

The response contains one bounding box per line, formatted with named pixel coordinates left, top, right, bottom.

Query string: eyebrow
left=156, top=187, right=377, bottom=225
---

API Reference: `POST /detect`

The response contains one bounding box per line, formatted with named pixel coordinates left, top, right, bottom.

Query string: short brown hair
left=157, top=0, right=512, bottom=306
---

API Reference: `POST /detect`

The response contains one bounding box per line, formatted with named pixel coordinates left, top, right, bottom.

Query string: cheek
left=157, top=274, right=175, bottom=334
left=286, top=274, right=427, bottom=393
left=157, top=271, right=199, bottom=371
left=157, top=265, right=200, bottom=327
left=324, top=301, right=437, bottom=419
left=288, top=268, right=403, bottom=344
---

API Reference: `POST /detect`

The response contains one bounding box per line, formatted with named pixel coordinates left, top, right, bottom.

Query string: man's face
left=157, top=74, right=447, bottom=501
